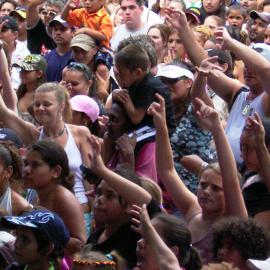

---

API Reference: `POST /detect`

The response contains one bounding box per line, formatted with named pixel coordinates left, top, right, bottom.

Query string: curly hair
left=212, top=217, right=270, bottom=261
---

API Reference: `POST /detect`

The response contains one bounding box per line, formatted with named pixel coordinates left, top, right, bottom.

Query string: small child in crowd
left=61, top=0, right=113, bottom=49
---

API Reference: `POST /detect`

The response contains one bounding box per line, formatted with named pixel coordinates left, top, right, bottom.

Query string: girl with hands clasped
left=148, top=94, right=247, bottom=264
left=87, top=135, right=152, bottom=268
left=131, top=204, right=202, bottom=270
left=241, top=113, right=270, bottom=229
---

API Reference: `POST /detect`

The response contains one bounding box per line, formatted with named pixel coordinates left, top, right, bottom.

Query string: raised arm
left=215, top=27, right=270, bottom=93
left=0, top=45, right=17, bottom=111
left=148, top=94, right=200, bottom=220
left=89, top=135, right=151, bottom=206
left=245, top=113, right=270, bottom=191
left=166, top=10, right=242, bottom=105
left=131, top=204, right=182, bottom=270
left=0, top=95, right=39, bottom=146
left=193, top=98, right=247, bottom=218
left=61, top=0, right=74, bottom=22
left=26, top=0, right=46, bottom=28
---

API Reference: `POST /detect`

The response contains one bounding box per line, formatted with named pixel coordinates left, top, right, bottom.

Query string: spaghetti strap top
left=0, top=187, right=12, bottom=215
left=39, top=125, right=88, bottom=204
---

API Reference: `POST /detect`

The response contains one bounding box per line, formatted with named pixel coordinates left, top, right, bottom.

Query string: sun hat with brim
left=250, top=10, right=270, bottom=23
left=70, top=95, right=100, bottom=122
left=250, top=43, right=270, bottom=62
left=10, top=8, right=27, bottom=20
left=49, top=15, right=71, bottom=28
left=13, top=54, right=47, bottom=72
left=1, top=210, right=70, bottom=250
left=156, top=65, right=194, bottom=81
left=247, top=258, right=270, bottom=270
left=70, top=34, right=97, bottom=51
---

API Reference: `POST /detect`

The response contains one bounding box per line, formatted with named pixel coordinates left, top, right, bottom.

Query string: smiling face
left=33, top=91, right=63, bottom=126
left=197, top=168, right=225, bottom=215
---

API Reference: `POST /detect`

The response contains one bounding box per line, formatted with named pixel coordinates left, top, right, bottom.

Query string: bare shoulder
left=11, top=190, right=31, bottom=215
left=67, top=124, right=91, bottom=138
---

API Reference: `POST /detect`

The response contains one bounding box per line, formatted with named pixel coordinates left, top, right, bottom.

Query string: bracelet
left=73, top=258, right=117, bottom=267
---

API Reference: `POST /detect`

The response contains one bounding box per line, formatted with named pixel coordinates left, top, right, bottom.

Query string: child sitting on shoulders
left=61, top=0, right=113, bottom=49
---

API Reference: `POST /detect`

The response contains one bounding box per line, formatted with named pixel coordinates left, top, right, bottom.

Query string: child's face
left=240, top=130, right=259, bottom=171
left=113, top=64, right=139, bottom=88
left=14, top=227, right=42, bottom=265
left=227, top=10, right=245, bottom=30
left=82, top=0, right=103, bottom=13
left=94, top=180, right=127, bottom=224
left=197, top=169, right=225, bottom=215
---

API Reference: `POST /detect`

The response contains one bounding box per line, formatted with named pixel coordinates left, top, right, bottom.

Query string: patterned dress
left=170, top=104, right=216, bottom=193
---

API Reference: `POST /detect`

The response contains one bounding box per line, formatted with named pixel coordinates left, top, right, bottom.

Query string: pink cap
left=70, top=95, right=100, bottom=122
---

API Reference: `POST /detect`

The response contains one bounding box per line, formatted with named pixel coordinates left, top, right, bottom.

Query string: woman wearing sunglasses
left=156, top=61, right=215, bottom=197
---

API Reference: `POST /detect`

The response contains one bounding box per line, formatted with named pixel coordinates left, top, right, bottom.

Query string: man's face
left=51, top=23, right=73, bottom=45
left=120, top=0, right=143, bottom=31
left=240, top=0, right=257, bottom=11
left=248, top=17, right=268, bottom=42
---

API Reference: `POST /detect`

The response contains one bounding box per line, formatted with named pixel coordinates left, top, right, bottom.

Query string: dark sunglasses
left=160, top=76, right=186, bottom=85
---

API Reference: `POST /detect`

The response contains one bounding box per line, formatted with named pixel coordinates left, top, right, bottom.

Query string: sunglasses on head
left=67, top=62, right=92, bottom=80
left=161, top=76, right=186, bottom=85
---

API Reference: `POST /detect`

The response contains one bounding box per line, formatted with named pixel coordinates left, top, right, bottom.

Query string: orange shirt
left=67, top=7, right=113, bottom=48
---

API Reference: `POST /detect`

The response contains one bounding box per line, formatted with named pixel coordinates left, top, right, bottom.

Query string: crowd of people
left=0, top=0, right=268, bottom=269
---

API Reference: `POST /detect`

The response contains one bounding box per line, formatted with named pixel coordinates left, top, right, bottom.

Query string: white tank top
left=0, top=187, right=12, bottom=215
left=225, top=91, right=265, bottom=164
left=39, top=125, right=88, bottom=204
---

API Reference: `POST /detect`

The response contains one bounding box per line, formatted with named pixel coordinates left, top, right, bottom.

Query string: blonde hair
left=140, top=177, right=163, bottom=206
left=35, top=83, right=72, bottom=123
left=193, top=25, right=213, bottom=45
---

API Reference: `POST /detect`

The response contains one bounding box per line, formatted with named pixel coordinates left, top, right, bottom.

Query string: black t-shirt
left=127, top=73, right=176, bottom=134
left=27, top=19, right=56, bottom=54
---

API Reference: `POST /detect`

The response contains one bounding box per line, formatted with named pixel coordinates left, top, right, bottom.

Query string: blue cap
left=1, top=210, right=70, bottom=250
left=0, top=128, right=23, bottom=148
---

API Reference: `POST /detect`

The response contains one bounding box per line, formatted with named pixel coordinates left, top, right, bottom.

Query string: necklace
left=43, top=124, right=66, bottom=142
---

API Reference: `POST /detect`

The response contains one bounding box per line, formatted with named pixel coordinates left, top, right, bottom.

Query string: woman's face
left=72, top=110, right=90, bottom=126
left=20, top=70, right=41, bottom=85
left=14, top=227, right=42, bottom=265
left=163, top=77, right=191, bottom=104
left=197, top=169, right=225, bottom=215
left=0, top=159, right=11, bottom=191
left=160, top=0, right=172, bottom=9
left=114, top=8, right=124, bottom=27
left=203, top=0, right=222, bottom=14
left=240, top=130, right=259, bottom=171
left=148, top=27, right=165, bottom=53
left=23, top=150, right=59, bottom=189
left=62, top=69, right=91, bottom=97
left=204, top=16, right=219, bottom=31
left=0, top=2, right=15, bottom=16
left=33, top=91, right=62, bottom=125
left=167, top=32, right=185, bottom=60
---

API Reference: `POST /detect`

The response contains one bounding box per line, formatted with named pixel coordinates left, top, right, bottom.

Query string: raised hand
left=245, top=112, right=265, bottom=146
left=130, top=204, right=152, bottom=236
left=193, top=98, right=220, bottom=132
left=214, top=27, right=232, bottom=50
left=165, top=9, right=188, bottom=31
left=88, top=135, right=106, bottom=176
left=147, top=93, right=166, bottom=131
left=196, top=56, right=224, bottom=77
left=116, top=133, right=136, bottom=158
